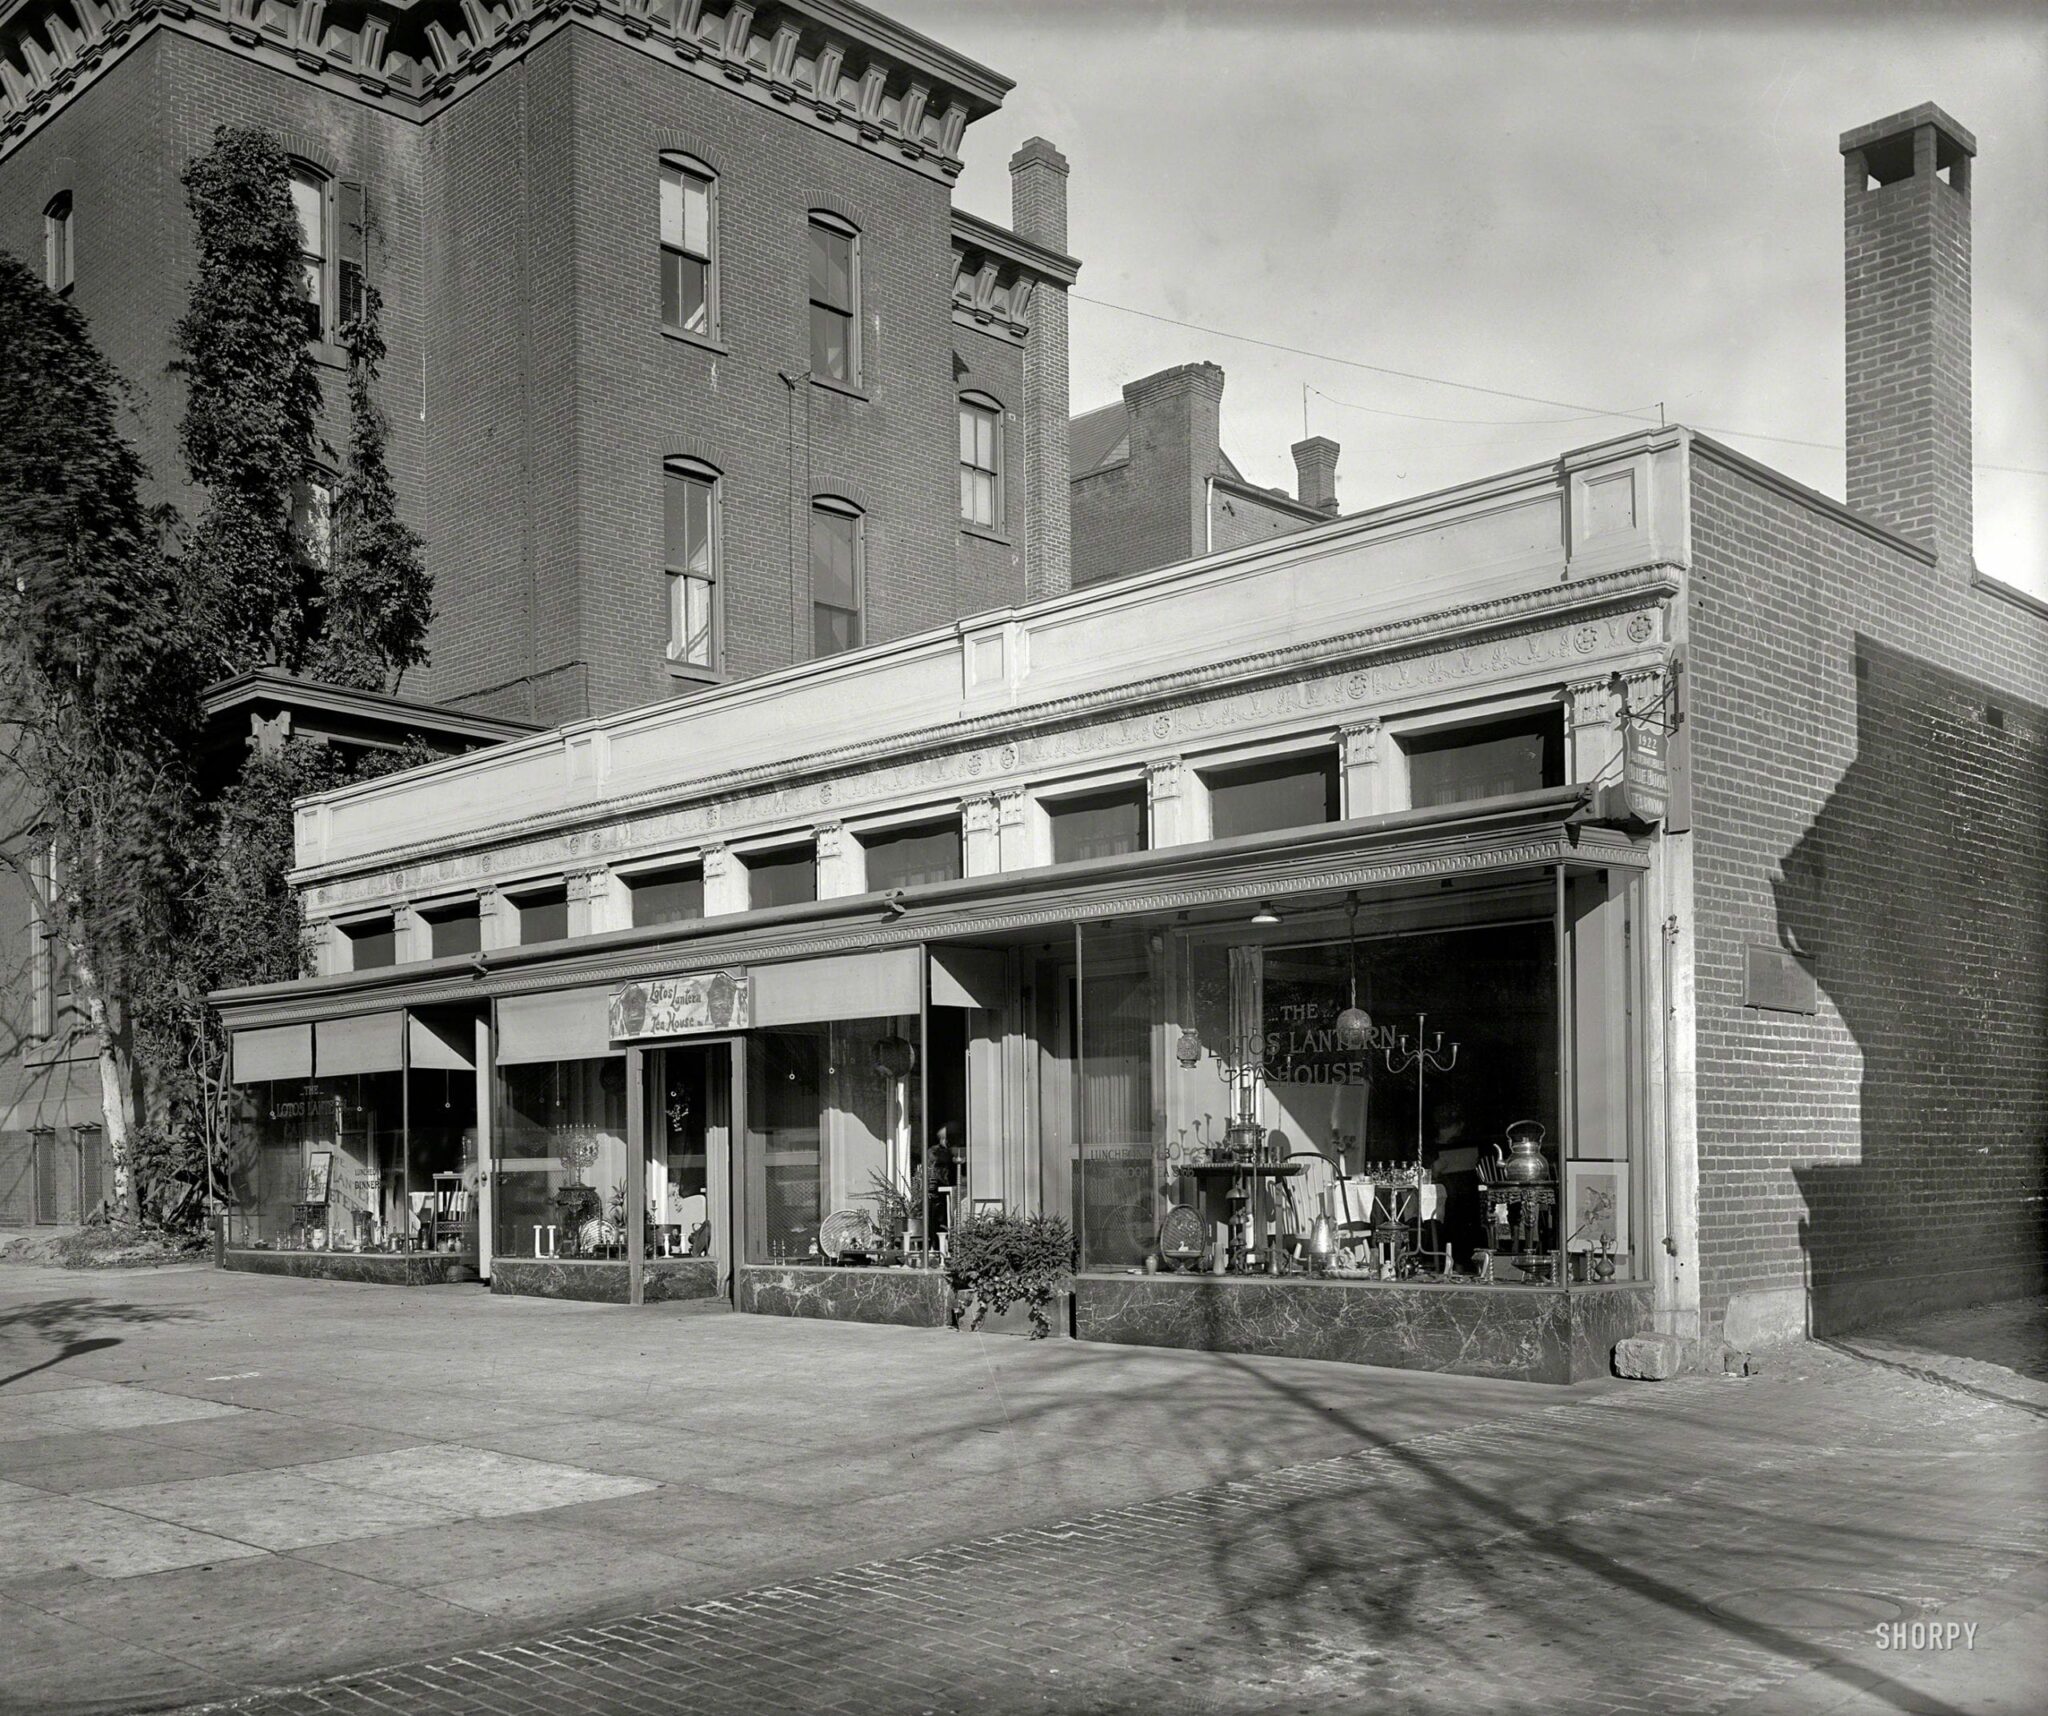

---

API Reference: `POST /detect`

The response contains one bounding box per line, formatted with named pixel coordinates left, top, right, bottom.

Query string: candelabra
left=1383, top=1013, right=1459, bottom=1261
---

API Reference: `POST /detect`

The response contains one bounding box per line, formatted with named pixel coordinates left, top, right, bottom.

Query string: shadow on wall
left=1776, top=635, right=2048, bottom=1341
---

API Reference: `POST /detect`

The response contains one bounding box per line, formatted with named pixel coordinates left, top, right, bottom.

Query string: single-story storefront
left=214, top=431, right=1690, bottom=1383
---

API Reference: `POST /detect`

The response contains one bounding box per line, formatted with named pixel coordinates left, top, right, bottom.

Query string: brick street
left=2, top=1267, right=2042, bottom=1716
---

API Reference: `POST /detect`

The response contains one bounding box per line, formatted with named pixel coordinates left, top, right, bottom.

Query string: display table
left=1176, top=1160, right=1303, bottom=1273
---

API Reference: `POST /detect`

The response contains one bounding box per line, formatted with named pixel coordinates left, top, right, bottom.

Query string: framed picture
left=970, top=1198, right=1006, bottom=1219
left=304, top=1149, right=333, bottom=1208
left=1563, top=1160, right=1627, bottom=1257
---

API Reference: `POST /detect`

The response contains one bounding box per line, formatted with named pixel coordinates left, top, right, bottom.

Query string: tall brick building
left=0, top=0, right=1077, bottom=1217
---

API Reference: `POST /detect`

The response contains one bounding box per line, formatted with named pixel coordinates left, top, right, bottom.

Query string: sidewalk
left=3, top=1264, right=2041, bottom=1715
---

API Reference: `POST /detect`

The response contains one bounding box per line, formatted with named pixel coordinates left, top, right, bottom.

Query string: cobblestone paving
left=176, top=1340, right=2047, bottom=1716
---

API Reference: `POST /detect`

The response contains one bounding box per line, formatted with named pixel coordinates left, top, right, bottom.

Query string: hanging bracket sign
left=1620, top=721, right=1669, bottom=824
left=610, top=971, right=750, bottom=1040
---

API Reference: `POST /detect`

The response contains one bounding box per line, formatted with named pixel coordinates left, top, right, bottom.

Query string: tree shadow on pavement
left=0, top=1294, right=192, bottom=1389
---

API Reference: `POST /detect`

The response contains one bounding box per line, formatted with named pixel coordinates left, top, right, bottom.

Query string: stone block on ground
left=1614, top=1333, right=1684, bottom=1379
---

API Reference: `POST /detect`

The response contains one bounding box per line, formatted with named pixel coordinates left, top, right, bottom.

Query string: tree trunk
left=80, top=965, right=142, bottom=1227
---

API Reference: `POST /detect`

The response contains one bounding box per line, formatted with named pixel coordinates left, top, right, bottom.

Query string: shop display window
left=494, top=1056, right=628, bottom=1261
left=742, top=1014, right=925, bottom=1264
left=1072, top=878, right=1634, bottom=1286
left=224, top=1065, right=478, bottom=1254
left=649, top=1044, right=725, bottom=1258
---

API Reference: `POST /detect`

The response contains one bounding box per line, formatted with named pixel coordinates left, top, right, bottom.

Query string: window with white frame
left=808, top=214, right=858, bottom=385
left=660, top=156, right=716, bottom=338
left=810, top=499, right=863, bottom=657
left=959, top=394, right=1001, bottom=529
left=43, top=193, right=72, bottom=294
left=664, top=461, right=720, bottom=672
left=292, top=475, right=333, bottom=570
left=288, top=165, right=330, bottom=338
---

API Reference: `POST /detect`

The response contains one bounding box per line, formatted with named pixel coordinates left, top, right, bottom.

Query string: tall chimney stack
left=1840, top=104, right=1975, bottom=577
left=1291, top=435, right=1341, bottom=515
left=1010, top=137, right=1072, bottom=601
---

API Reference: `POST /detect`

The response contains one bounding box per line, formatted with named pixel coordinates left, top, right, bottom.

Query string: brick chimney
left=1010, top=137, right=1072, bottom=600
left=1126, top=362, right=1225, bottom=569
left=1291, top=435, right=1341, bottom=515
left=1840, top=104, right=1975, bottom=576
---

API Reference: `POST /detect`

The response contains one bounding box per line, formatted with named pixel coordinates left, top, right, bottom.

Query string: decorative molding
left=993, top=785, right=1026, bottom=826
left=815, top=820, right=846, bottom=857
left=0, top=0, right=1005, bottom=180
left=961, top=795, right=997, bottom=835
left=1338, top=719, right=1381, bottom=767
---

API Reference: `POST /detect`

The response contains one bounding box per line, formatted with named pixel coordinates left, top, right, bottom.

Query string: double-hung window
left=664, top=462, right=720, bottom=673
left=959, top=395, right=1001, bottom=528
left=292, top=475, right=333, bottom=571
left=289, top=165, right=329, bottom=339
left=810, top=500, right=863, bottom=657
left=660, top=157, right=716, bottom=337
left=808, top=215, right=858, bottom=384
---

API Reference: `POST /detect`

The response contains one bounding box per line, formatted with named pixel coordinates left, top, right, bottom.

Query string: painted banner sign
left=610, top=971, right=750, bottom=1040
left=1622, top=721, right=1668, bottom=824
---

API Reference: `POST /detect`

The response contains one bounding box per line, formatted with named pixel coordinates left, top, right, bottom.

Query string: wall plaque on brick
left=1744, top=945, right=1817, bottom=1015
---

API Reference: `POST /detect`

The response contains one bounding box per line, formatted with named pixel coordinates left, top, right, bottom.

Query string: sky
left=899, top=0, right=2048, bottom=598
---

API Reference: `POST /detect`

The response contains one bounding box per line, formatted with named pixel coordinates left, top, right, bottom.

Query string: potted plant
left=945, top=1211, right=1074, bottom=1338
left=863, top=1167, right=927, bottom=1252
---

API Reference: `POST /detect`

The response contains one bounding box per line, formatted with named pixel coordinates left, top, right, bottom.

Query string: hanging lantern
left=1174, top=1028, right=1203, bottom=1069
left=1334, top=1006, right=1373, bottom=1050
left=871, top=1034, right=917, bottom=1081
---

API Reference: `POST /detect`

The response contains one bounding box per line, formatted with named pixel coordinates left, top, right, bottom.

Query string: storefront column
left=817, top=823, right=864, bottom=896
left=478, top=888, right=515, bottom=950
left=1339, top=718, right=1386, bottom=819
left=962, top=795, right=1002, bottom=876
left=573, top=866, right=628, bottom=935
left=625, top=1046, right=646, bottom=1305
left=994, top=787, right=1032, bottom=871
left=703, top=844, right=745, bottom=915
left=1567, top=677, right=1625, bottom=786
left=394, top=903, right=430, bottom=964
left=1146, top=756, right=1190, bottom=846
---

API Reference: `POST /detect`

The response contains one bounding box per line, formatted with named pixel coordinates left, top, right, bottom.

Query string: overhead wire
left=1070, top=290, right=2048, bottom=478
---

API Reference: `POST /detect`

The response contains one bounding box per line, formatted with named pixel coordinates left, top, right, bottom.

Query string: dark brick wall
left=1210, top=485, right=1316, bottom=556
left=1071, top=363, right=1222, bottom=588
left=1687, top=448, right=2048, bottom=1336
left=953, top=320, right=1027, bottom=615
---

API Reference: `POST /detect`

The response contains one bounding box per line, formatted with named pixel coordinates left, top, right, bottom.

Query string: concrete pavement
left=1, top=1263, right=2041, bottom=1715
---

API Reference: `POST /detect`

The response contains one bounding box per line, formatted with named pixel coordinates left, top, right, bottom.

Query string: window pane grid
left=808, top=220, right=856, bottom=383
left=959, top=401, right=1000, bottom=527
left=660, top=162, right=714, bottom=336
left=664, top=468, right=719, bottom=671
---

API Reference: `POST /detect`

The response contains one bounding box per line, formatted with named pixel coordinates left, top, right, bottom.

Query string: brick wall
left=953, top=321, right=1028, bottom=615
left=1209, top=484, right=1319, bottom=556
left=1686, top=446, right=2048, bottom=1336
left=1071, top=363, right=1222, bottom=587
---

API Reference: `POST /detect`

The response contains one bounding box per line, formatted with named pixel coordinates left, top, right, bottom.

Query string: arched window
left=43, top=193, right=72, bottom=295
left=664, top=460, right=721, bottom=673
left=959, top=393, right=1002, bottom=529
left=807, top=213, right=859, bottom=385
left=659, top=154, right=717, bottom=339
left=288, top=164, right=330, bottom=338
left=810, top=497, right=864, bottom=657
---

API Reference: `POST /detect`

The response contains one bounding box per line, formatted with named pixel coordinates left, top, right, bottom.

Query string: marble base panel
left=737, top=1264, right=952, bottom=1329
left=488, top=1257, right=719, bottom=1303
left=1074, top=1275, right=1655, bottom=1384
left=221, top=1249, right=477, bottom=1287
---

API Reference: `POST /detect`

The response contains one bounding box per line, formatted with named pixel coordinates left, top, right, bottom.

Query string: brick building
left=210, top=104, right=2041, bottom=1371
left=0, top=0, right=1077, bottom=1217
left=1071, top=360, right=1337, bottom=587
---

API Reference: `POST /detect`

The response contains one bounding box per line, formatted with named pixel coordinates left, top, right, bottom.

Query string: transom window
left=43, top=193, right=72, bottom=294
left=745, top=846, right=816, bottom=911
left=1047, top=786, right=1148, bottom=864
left=808, top=215, right=858, bottom=384
left=289, top=165, right=329, bottom=338
left=862, top=821, right=962, bottom=892
left=1204, top=753, right=1340, bottom=841
left=629, top=865, right=705, bottom=929
left=343, top=917, right=396, bottom=971
left=664, top=462, right=720, bottom=673
left=810, top=500, right=863, bottom=657
left=660, top=156, right=716, bottom=338
left=1403, top=712, right=1565, bottom=809
left=959, top=395, right=1001, bottom=529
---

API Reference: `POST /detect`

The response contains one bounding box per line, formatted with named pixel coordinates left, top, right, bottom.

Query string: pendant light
left=1334, top=891, right=1373, bottom=1050
left=1250, top=900, right=1280, bottom=925
left=1174, top=912, right=1202, bottom=1068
